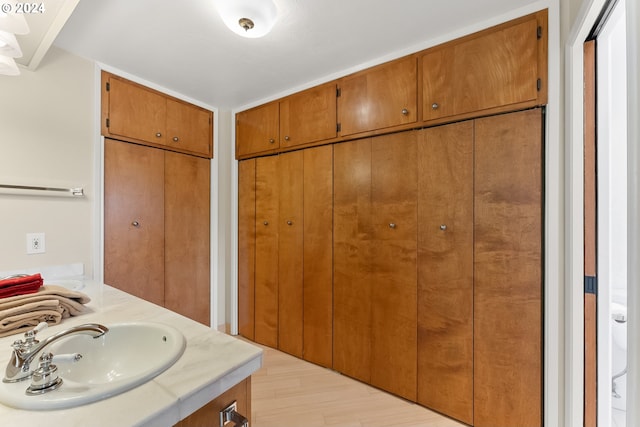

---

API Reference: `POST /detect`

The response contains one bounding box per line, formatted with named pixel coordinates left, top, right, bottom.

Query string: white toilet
left=611, top=302, right=627, bottom=413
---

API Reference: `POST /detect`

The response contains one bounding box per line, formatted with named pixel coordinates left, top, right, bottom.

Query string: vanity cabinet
left=104, top=138, right=211, bottom=326
left=421, top=10, right=547, bottom=123
left=101, top=71, right=213, bottom=158
left=176, top=378, right=251, bottom=427
left=334, top=131, right=418, bottom=401
left=236, top=84, right=338, bottom=159
left=338, top=56, right=417, bottom=137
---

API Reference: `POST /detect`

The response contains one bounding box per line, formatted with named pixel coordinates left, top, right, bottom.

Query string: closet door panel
left=417, top=122, right=474, bottom=424
left=333, top=139, right=372, bottom=383
left=370, top=132, right=418, bottom=401
left=278, top=151, right=304, bottom=357
left=303, top=145, right=334, bottom=368
left=104, top=139, right=165, bottom=306
left=238, top=159, right=256, bottom=339
left=255, top=156, right=280, bottom=347
left=474, top=108, right=542, bottom=427
left=164, top=151, right=211, bottom=326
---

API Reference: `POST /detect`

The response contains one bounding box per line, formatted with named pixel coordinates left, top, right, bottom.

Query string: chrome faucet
left=3, top=323, right=108, bottom=383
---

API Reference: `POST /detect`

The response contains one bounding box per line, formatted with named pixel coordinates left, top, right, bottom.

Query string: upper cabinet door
left=106, top=75, right=167, bottom=145
left=236, top=102, right=280, bottom=158
left=166, top=99, right=213, bottom=158
left=279, top=83, right=337, bottom=149
left=338, top=57, right=417, bottom=136
left=422, top=11, right=546, bottom=122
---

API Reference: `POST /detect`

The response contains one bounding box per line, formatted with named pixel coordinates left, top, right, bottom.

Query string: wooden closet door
left=370, top=131, right=418, bottom=401
left=333, top=138, right=373, bottom=383
left=254, top=156, right=280, bottom=347
left=303, top=145, right=334, bottom=368
left=417, top=121, right=474, bottom=424
left=474, top=108, right=542, bottom=427
left=104, top=139, right=165, bottom=305
left=278, top=151, right=304, bottom=357
left=238, top=159, right=256, bottom=339
left=164, top=151, right=211, bottom=326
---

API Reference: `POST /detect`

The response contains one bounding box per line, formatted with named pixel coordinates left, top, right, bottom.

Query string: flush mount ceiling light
left=0, top=54, right=19, bottom=76
left=215, top=0, right=278, bottom=38
left=0, top=9, right=29, bottom=34
left=0, top=30, right=22, bottom=57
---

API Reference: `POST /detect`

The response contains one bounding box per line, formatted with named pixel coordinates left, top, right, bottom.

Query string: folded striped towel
left=0, top=273, right=43, bottom=298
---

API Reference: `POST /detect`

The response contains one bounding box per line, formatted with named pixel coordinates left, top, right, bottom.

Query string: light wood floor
left=248, top=341, right=465, bottom=427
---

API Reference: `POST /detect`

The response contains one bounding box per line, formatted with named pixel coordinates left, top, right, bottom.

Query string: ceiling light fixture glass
left=215, top=0, right=278, bottom=39
left=0, top=9, right=29, bottom=34
left=0, top=30, right=22, bottom=57
left=0, top=54, right=19, bottom=76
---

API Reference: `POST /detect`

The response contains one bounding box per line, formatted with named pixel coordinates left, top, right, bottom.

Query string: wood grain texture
left=303, top=145, right=334, bottom=368
left=164, top=151, right=211, bottom=326
left=369, top=131, right=418, bottom=401
left=339, top=56, right=417, bottom=136
left=422, top=12, right=542, bottom=121
left=417, top=121, right=474, bottom=424
left=280, top=82, right=337, bottom=148
left=254, top=156, right=280, bottom=347
left=165, top=98, right=213, bottom=158
left=473, top=109, right=542, bottom=427
left=236, top=101, right=280, bottom=158
left=277, top=151, right=304, bottom=357
left=238, top=159, right=256, bottom=340
left=333, top=138, right=373, bottom=384
left=104, top=139, right=165, bottom=306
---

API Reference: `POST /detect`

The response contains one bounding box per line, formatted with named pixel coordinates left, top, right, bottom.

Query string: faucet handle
left=20, top=322, right=49, bottom=347
left=25, top=352, right=81, bottom=395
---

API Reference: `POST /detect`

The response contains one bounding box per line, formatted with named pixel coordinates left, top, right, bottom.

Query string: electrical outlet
left=26, top=233, right=45, bottom=254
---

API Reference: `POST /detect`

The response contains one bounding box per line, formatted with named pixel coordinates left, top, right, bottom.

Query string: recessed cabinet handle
left=440, top=224, right=447, bottom=231
left=432, top=103, right=439, bottom=110
left=389, top=223, right=396, bottom=229
left=269, top=138, right=275, bottom=144
left=173, top=136, right=179, bottom=142
left=155, top=132, right=162, bottom=138
left=401, top=108, right=409, bottom=116
left=132, top=221, right=140, bottom=227
left=284, top=136, right=290, bottom=141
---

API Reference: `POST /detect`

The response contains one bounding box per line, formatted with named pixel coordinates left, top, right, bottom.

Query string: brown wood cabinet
left=338, top=56, right=417, bottom=137
left=334, top=132, right=418, bottom=401
left=101, top=71, right=213, bottom=158
left=104, top=138, right=211, bottom=325
left=236, top=85, right=338, bottom=159
left=421, top=10, right=547, bottom=124
left=238, top=147, right=334, bottom=367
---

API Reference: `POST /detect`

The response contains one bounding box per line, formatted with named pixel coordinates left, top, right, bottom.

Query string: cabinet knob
left=287, top=220, right=293, bottom=226
left=401, top=108, right=409, bottom=116
left=269, top=138, right=275, bottom=144
left=284, top=136, right=290, bottom=141
left=132, top=221, right=140, bottom=227
left=173, top=136, right=179, bottom=142
left=440, top=224, right=447, bottom=231
left=155, top=132, right=162, bottom=138
left=263, top=221, right=269, bottom=226
left=431, top=103, right=439, bottom=110
left=389, top=223, right=396, bottom=229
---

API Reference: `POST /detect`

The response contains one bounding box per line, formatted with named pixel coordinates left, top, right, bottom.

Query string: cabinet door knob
left=440, top=224, right=447, bottom=231
left=269, top=138, right=275, bottom=144
left=263, top=221, right=269, bottom=226
left=284, top=136, right=290, bottom=141
left=432, top=103, right=439, bottom=110
left=173, top=136, right=179, bottom=142
left=287, top=220, right=293, bottom=226
left=132, top=221, right=140, bottom=227
left=401, top=108, right=409, bottom=116
left=155, top=132, right=162, bottom=138
left=389, top=223, right=396, bottom=229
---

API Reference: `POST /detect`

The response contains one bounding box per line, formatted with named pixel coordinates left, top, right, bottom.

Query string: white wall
left=0, top=46, right=96, bottom=277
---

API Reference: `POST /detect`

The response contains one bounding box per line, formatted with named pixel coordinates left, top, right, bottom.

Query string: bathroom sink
left=0, top=322, right=186, bottom=410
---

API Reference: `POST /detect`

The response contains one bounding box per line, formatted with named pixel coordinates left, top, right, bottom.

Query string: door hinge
left=584, top=276, right=597, bottom=294
left=336, top=87, right=341, bottom=97
left=537, top=78, right=542, bottom=91
left=106, top=82, right=110, bottom=91
left=106, top=118, right=110, bottom=128
left=337, top=123, right=341, bottom=133
left=537, top=26, right=543, bottom=39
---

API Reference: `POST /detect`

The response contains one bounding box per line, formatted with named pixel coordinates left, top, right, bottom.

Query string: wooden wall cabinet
left=421, top=10, right=547, bottom=123
left=236, top=84, right=337, bottom=159
left=105, top=138, right=211, bottom=326
left=338, top=56, right=417, bottom=137
left=101, top=71, right=213, bottom=159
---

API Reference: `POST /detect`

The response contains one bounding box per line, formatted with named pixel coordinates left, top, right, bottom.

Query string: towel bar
left=0, top=184, right=84, bottom=197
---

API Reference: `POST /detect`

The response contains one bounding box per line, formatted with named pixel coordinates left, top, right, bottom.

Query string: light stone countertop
left=0, top=283, right=263, bottom=427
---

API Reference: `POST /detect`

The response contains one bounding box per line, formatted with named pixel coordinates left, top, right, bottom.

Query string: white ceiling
left=50, top=0, right=543, bottom=110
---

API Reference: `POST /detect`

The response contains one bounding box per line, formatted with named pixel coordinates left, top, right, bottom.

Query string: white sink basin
left=0, top=322, right=185, bottom=410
